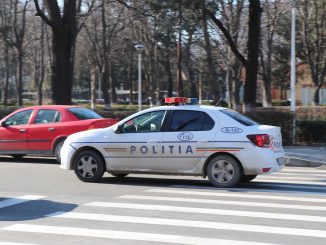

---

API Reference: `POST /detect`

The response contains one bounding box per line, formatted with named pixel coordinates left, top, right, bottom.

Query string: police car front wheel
left=73, top=150, right=105, bottom=182
left=207, top=155, right=241, bottom=188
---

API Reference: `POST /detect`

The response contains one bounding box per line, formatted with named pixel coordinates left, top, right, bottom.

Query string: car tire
left=11, top=154, right=25, bottom=159
left=240, top=174, right=257, bottom=182
left=54, top=140, right=65, bottom=163
left=111, top=173, right=129, bottom=178
left=73, top=150, right=105, bottom=182
left=207, top=155, right=241, bottom=188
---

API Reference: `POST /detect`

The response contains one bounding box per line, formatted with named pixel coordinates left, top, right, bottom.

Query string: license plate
left=270, top=138, right=282, bottom=153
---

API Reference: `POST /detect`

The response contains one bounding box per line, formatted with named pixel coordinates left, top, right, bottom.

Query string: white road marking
left=119, top=195, right=326, bottom=211
left=282, top=168, right=326, bottom=173
left=268, top=172, right=326, bottom=178
left=257, top=176, right=325, bottom=180
left=0, top=195, right=46, bottom=209
left=146, top=189, right=326, bottom=203
left=253, top=179, right=326, bottom=186
left=170, top=185, right=326, bottom=194
left=0, top=243, right=38, bottom=245
left=85, top=202, right=326, bottom=223
left=47, top=211, right=326, bottom=238
left=1, top=224, right=279, bottom=245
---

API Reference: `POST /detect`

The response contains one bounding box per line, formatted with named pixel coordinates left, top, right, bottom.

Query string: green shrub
left=245, top=109, right=293, bottom=145
left=96, top=109, right=136, bottom=121
left=296, top=120, right=326, bottom=144
left=0, top=108, right=16, bottom=120
left=272, top=100, right=290, bottom=106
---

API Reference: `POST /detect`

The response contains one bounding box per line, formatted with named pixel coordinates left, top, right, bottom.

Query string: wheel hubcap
left=211, top=160, right=234, bottom=183
left=77, top=155, right=98, bottom=178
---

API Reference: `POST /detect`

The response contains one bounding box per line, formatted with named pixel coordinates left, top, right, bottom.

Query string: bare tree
left=83, top=0, right=127, bottom=109
left=0, top=0, right=13, bottom=108
left=201, top=0, right=221, bottom=101
left=218, top=0, right=245, bottom=110
left=26, top=6, right=48, bottom=105
left=205, top=0, right=262, bottom=112
left=298, top=0, right=326, bottom=105
left=33, top=0, right=95, bottom=105
left=0, top=0, right=30, bottom=107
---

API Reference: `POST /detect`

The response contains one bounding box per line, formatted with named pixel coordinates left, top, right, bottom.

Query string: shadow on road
left=98, top=175, right=326, bottom=194
left=0, top=156, right=58, bottom=165
left=0, top=199, right=77, bottom=222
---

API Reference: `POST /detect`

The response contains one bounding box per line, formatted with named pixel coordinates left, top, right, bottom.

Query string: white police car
left=60, top=97, right=285, bottom=188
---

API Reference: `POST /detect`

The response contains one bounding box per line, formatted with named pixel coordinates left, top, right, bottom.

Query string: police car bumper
left=60, top=142, right=76, bottom=170
left=238, top=147, right=285, bottom=175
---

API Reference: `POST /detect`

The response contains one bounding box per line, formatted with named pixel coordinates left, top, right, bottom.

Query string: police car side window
left=122, top=111, right=166, bottom=133
left=169, top=110, right=214, bottom=131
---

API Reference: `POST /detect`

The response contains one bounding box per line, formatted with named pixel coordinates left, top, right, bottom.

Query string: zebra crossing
left=1, top=167, right=326, bottom=244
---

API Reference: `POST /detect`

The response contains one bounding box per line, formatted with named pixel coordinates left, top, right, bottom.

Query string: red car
left=0, top=105, right=118, bottom=161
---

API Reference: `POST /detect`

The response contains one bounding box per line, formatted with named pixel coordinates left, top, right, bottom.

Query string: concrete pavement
left=284, top=145, right=326, bottom=167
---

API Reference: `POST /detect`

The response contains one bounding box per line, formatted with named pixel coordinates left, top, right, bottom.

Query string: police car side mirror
left=114, top=124, right=123, bottom=134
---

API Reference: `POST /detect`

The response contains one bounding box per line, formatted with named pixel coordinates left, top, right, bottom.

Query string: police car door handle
left=147, top=139, right=158, bottom=144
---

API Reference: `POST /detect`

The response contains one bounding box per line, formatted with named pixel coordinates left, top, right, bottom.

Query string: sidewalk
left=284, top=146, right=326, bottom=167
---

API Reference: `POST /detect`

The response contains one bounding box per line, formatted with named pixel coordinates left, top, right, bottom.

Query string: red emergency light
left=164, top=97, right=187, bottom=104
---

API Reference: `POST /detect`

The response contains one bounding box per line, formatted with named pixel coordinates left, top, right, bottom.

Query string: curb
left=285, top=156, right=326, bottom=168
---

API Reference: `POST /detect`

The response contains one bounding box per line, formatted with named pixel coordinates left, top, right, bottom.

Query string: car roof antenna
left=215, top=97, right=222, bottom=106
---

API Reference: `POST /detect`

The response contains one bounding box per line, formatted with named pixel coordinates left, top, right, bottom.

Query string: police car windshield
left=221, top=109, right=258, bottom=126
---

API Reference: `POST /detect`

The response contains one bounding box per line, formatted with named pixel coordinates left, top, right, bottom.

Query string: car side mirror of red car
left=0, top=121, right=7, bottom=127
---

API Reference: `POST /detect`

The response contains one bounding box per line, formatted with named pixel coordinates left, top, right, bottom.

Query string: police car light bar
left=164, top=97, right=198, bottom=105
left=164, top=97, right=187, bottom=104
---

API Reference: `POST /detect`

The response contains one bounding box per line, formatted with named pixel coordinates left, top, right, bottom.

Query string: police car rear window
left=169, top=110, right=215, bottom=131
left=221, top=109, right=258, bottom=126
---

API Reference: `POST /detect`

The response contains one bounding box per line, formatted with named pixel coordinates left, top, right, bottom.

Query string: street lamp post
left=135, top=43, right=144, bottom=111
left=290, top=0, right=296, bottom=144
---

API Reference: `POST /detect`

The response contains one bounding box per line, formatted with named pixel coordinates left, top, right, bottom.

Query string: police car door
left=107, top=110, right=166, bottom=171
left=160, top=109, right=216, bottom=171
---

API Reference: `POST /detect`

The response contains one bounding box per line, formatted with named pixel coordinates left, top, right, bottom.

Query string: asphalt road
left=1, top=156, right=326, bottom=245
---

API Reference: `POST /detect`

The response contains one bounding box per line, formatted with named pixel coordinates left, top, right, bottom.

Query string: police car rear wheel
left=207, top=155, right=241, bottom=188
left=74, top=150, right=105, bottom=182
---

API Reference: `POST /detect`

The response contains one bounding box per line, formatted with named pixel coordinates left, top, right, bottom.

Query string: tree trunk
left=202, top=1, right=221, bottom=101
left=51, top=29, right=75, bottom=104
left=17, top=47, right=24, bottom=106
left=314, top=83, right=323, bottom=105
left=231, top=61, right=242, bottom=111
left=90, top=67, right=96, bottom=110
left=128, top=61, right=133, bottom=105
left=34, top=0, right=80, bottom=105
left=101, top=58, right=111, bottom=110
left=176, top=0, right=183, bottom=97
left=37, top=21, right=45, bottom=106
left=163, top=59, right=173, bottom=97
left=2, top=43, right=10, bottom=108
left=244, top=0, right=262, bottom=112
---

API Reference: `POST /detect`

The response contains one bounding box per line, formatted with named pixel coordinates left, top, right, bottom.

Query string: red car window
left=34, top=109, right=61, bottom=124
left=67, top=108, right=102, bottom=120
left=4, top=110, right=33, bottom=126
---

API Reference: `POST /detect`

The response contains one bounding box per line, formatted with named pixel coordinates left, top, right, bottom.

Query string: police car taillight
left=247, top=134, right=270, bottom=148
